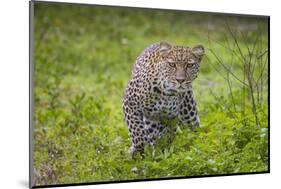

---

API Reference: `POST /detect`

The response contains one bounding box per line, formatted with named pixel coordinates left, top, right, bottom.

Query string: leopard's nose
left=176, top=77, right=185, bottom=84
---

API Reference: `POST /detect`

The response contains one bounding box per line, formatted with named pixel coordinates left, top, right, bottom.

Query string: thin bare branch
left=208, top=48, right=249, bottom=87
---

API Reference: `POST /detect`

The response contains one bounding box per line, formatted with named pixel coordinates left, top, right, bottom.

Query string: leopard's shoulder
left=132, top=43, right=161, bottom=76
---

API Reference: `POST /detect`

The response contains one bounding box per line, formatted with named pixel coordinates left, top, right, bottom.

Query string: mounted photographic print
left=29, top=0, right=270, bottom=188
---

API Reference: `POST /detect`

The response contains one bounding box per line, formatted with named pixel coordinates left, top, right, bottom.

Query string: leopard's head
left=157, top=42, right=205, bottom=94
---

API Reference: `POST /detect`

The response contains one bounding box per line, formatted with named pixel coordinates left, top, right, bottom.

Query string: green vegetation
left=32, top=2, right=269, bottom=186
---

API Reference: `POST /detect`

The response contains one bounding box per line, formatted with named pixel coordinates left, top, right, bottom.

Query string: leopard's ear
left=192, top=45, right=205, bottom=60
left=159, top=41, right=172, bottom=57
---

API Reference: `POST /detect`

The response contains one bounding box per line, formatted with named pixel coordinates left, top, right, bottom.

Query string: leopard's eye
left=186, top=63, right=194, bottom=68
left=168, top=62, right=176, bottom=68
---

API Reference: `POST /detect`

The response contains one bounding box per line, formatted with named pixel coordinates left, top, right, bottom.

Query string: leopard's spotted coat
left=122, top=42, right=205, bottom=158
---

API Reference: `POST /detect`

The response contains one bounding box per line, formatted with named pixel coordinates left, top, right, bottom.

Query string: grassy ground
left=32, top=2, right=269, bottom=186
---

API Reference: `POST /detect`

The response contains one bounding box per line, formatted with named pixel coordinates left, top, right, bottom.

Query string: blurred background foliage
left=32, top=2, right=269, bottom=186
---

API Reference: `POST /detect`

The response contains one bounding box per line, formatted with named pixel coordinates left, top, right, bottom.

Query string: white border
left=1, top=0, right=280, bottom=189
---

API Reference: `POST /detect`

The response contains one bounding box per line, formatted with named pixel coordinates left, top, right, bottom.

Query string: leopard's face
left=157, top=42, right=205, bottom=94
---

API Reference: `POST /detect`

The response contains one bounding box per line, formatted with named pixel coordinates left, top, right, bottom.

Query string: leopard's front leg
left=123, top=108, right=146, bottom=158
left=142, top=116, right=177, bottom=157
left=178, top=91, right=200, bottom=129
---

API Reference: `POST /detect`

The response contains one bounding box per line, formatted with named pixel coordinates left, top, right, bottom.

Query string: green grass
left=32, top=2, right=269, bottom=186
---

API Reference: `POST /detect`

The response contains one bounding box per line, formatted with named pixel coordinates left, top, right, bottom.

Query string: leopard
left=122, top=41, right=205, bottom=158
